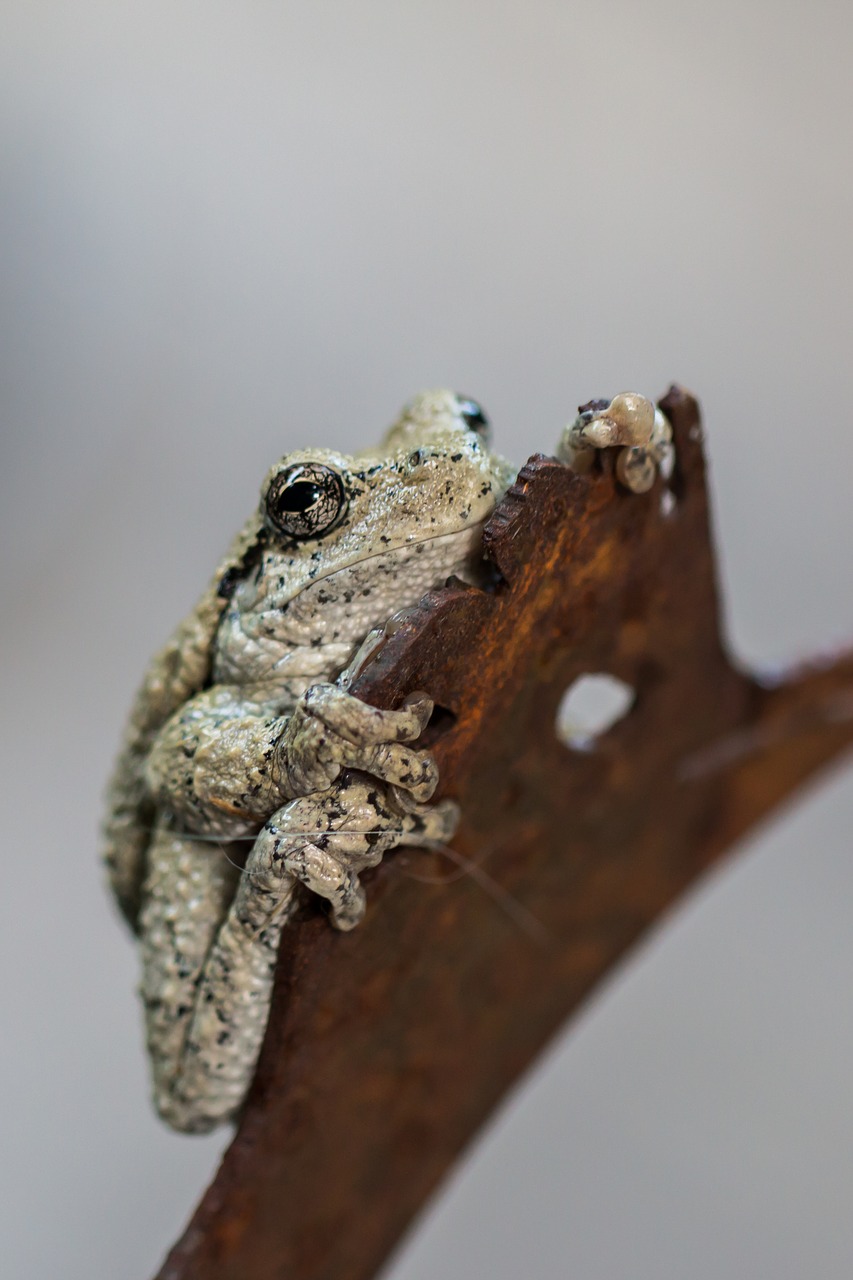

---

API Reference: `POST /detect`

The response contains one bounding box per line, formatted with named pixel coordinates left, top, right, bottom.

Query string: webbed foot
left=277, top=685, right=438, bottom=801
left=248, top=774, right=459, bottom=929
left=559, top=392, right=674, bottom=494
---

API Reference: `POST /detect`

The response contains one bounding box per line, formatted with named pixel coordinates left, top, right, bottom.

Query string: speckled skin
left=103, top=390, right=516, bottom=1133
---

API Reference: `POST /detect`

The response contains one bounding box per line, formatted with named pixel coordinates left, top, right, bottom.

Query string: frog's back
left=102, top=514, right=263, bottom=930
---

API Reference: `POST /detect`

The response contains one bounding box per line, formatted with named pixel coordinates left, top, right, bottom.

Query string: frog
left=102, top=388, right=671, bottom=1133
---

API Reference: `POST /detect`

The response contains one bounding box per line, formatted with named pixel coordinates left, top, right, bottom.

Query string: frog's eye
left=264, top=464, right=348, bottom=539
left=456, top=396, right=491, bottom=442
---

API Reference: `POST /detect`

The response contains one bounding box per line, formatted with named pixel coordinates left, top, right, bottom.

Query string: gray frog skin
left=103, top=387, right=669, bottom=1133
left=103, top=390, right=516, bottom=1133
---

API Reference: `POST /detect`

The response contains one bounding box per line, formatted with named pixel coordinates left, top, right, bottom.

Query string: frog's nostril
left=407, top=449, right=440, bottom=476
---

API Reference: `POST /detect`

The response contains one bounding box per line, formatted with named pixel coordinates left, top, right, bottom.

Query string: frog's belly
left=212, top=530, right=483, bottom=690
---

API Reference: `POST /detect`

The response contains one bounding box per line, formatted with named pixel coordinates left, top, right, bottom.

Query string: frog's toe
left=303, top=683, right=433, bottom=747
left=282, top=840, right=367, bottom=930
left=348, top=741, right=439, bottom=801
left=615, top=445, right=657, bottom=494
left=397, top=795, right=460, bottom=846
left=567, top=392, right=655, bottom=451
left=329, top=879, right=367, bottom=931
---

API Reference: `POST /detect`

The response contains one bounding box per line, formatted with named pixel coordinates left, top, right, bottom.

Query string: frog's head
left=253, top=391, right=515, bottom=603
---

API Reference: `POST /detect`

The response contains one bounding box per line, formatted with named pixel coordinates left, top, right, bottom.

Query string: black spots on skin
left=327, top=792, right=346, bottom=818
left=217, top=533, right=267, bottom=600
left=450, top=453, right=463, bottom=463
left=217, top=566, right=241, bottom=601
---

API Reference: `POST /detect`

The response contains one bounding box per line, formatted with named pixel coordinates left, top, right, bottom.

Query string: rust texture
left=157, top=387, right=853, bottom=1280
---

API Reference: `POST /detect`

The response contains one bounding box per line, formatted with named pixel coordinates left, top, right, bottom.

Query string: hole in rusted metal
left=556, top=674, right=635, bottom=751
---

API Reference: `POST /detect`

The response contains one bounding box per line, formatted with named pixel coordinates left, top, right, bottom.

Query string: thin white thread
left=159, top=829, right=413, bottom=843
left=139, top=826, right=549, bottom=943
left=388, top=843, right=551, bottom=944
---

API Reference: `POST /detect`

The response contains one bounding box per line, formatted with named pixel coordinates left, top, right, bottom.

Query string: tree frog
left=103, top=389, right=668, bottom=1132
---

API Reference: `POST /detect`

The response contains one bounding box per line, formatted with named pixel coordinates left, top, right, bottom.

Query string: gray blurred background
left=2, top=2, right=853, bottom=1277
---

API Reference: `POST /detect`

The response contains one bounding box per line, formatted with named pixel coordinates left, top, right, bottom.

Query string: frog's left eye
left=456, top=396, right=491, bottom=442
left=265, top=464, right=348, bottom=539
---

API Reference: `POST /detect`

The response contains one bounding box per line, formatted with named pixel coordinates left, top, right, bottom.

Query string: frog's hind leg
left=140, top=777, right=458, bottom=1133
left=249, top=772, right=460, bottom=931
left=139, top=819, right=297, bottom=1133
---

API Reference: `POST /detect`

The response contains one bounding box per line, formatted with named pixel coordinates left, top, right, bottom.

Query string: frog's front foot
left=248, top=774, right=460, bottom=930
left=559, top=392, right=674, bottom=494
left=277, top=684, right=438, bottom=802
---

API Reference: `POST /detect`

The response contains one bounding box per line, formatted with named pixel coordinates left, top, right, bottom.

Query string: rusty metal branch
left=155, top=387, right=853, bottom=1280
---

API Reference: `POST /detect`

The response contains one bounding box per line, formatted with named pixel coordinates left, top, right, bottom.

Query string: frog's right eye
left=264, top=463, right=348, bottom=539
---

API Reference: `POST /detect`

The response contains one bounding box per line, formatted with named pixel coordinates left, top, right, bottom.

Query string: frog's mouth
left=279, top=521, right=487, bottom=610
left=238, top=500, right=500, bottom=619
left=299, top=519, right=492, bottom=599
